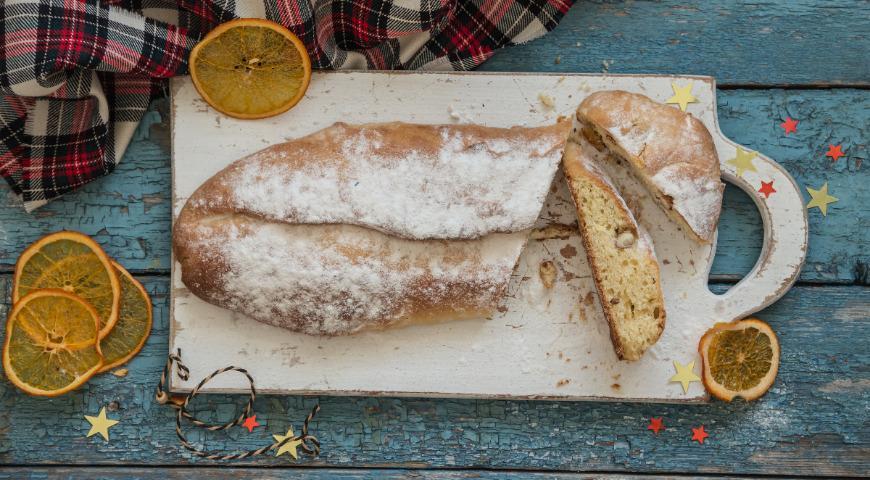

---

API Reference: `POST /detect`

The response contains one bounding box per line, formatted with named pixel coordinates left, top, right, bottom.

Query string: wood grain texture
left=0, top=90, right=866, bottom=284
left=1, top=275, right=867, bottom=475
left=481, top=0, right=870, bottom=86
left=0, top=467, right=748, bottom=479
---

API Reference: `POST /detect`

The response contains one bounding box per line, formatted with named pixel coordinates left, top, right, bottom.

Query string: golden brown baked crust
left=576, top=90, right=724, bottom=243
left=173, top=120, right=570, bottom=335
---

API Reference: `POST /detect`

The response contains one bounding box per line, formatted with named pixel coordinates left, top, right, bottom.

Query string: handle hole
left=709, top=183, right=763, bottom=291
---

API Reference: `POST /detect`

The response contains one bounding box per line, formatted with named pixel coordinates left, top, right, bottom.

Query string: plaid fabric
left=1, top=0, right=573, bottom=211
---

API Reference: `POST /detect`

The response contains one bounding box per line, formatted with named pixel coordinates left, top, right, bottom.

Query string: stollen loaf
left=173, top=121, right=570, bottom=335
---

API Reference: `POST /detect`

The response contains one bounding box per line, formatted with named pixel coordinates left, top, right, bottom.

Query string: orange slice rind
left=189, top=18, right=312, bottom=119
left=13, top=231, right=120, bottom=339
left=3, top=290, right=104, bottom=397
left=698, top=317, right=780, bottom=402
left=98, top=262, right=153, bottom=372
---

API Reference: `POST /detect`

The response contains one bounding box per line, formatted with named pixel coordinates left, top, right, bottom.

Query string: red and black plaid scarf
left=0, top=0, right=573, bottom=211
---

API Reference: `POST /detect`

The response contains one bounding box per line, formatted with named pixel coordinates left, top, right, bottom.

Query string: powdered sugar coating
left=182, top=218, right=526, bottom=335
left=221, top=122, right=567, bottom=240
left=651, top=164, right=724, bottom=240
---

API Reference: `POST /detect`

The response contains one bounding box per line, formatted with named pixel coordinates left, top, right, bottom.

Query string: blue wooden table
left=1, top=1, right=868, bottom=478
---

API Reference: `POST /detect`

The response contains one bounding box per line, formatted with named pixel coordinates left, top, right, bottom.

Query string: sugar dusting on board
left=225, top=122, right=567, bottom=240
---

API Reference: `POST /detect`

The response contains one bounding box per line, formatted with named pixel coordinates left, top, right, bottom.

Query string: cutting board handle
left=711, top=141, right=808, bottom=321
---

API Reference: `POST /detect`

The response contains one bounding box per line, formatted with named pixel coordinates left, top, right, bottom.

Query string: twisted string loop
left=156, top=349, right=320, bottom=460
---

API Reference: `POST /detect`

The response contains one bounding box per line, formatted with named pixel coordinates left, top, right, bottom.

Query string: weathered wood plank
left=711, top=89, right=868, bottom=284
left=0, top=89, right=867, bottom=283
left=0, top=466, right=749, bottom=479
left=482, top=0, right=870, bottom=86
left=1, top=275, right=867, bottom=476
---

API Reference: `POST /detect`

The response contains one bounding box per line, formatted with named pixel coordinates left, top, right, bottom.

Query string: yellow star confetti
left=665, top=81, right=698, bottom=111
left=806, top=182, right=839, bottom=216
left=727, top=147, right=758, bottom=177
left=273, top=427, right=303, bottom=459
left=670, top=360, right=701, bottom=393
left=84, top=407, right=119, bottom=442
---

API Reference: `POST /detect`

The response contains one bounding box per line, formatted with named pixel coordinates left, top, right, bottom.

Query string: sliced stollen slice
left=562, top=136, right=666, bottom=361
left=576, top=90, right=724, bottom=243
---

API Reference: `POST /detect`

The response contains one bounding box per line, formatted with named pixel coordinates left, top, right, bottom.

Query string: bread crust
left=173, top=121, right=570, bottom=335
left=576, top=90, right=724, bottom=243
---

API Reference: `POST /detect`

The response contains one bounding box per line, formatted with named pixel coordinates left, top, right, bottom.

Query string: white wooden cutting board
left=169, top=71, right=807, bottom=401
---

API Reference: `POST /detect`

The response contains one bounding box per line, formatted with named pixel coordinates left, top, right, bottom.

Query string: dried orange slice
left=13, top=231, right=120, bottom=339
left=699, top=318, right=780, bottom=401
left=98, top=262, right=153, bottom=373
left=3, top=290, right=104, bottom=397
left=189, top=18, right=312, bottom=119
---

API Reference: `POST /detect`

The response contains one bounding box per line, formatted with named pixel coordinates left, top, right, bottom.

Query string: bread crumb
left=447, top=104, right=461, bottom=121
left=111, top=368, right=129, bottom=377
left=556, top=378, right=571, bottom=387
left=584, top=292, right=595, bottom=305
left=539, top=260, right=557, bottom=289
left=538, top=92, right=556, bottom=109
left=560, top=244, right=577, bottom=259
left=577, top=304, right=586, bottom=322
left=530, top=224, right=576, bottom=240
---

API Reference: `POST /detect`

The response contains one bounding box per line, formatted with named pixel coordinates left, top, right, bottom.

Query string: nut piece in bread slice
left=576, top=90, right=724, bottom=243
left=562, top=138, right=666, bottom=361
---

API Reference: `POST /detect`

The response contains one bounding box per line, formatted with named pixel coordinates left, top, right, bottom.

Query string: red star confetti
left=758, top=180, right=776, bottom=198
left=780, top=117, right=798, bottom=135
left=692, top=425, right=709, bottom=444
left=647, top=417, right=664, bottom=435
left=825, top=144, right=845, bottom=163
left=242, top=415, right=261, bottom=433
